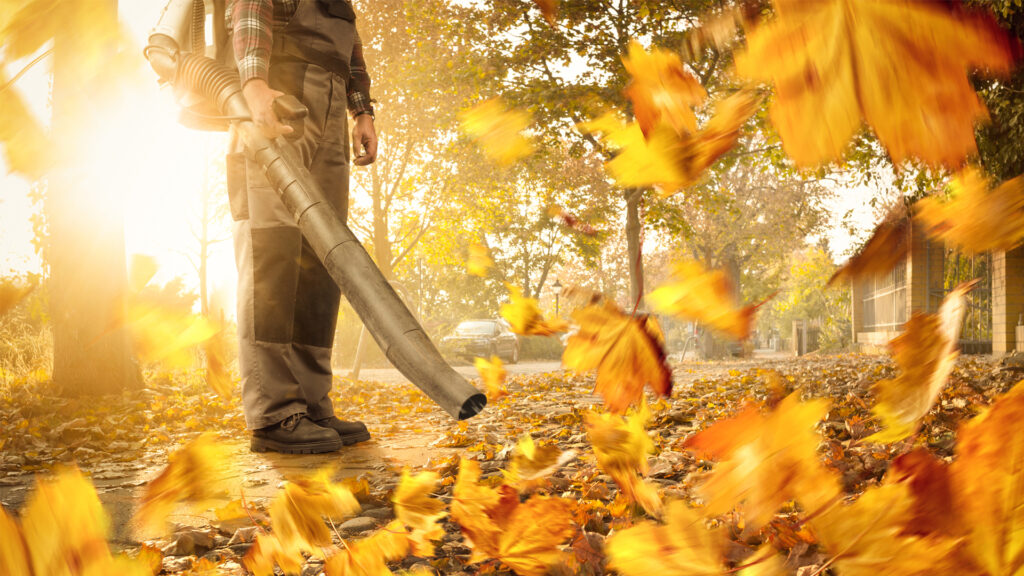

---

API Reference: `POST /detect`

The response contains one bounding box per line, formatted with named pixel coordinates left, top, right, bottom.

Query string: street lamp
left=552, top=279, right=563, bottom=316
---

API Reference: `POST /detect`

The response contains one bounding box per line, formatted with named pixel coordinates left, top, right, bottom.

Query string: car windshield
left=455, top=321, right=495, bottom=335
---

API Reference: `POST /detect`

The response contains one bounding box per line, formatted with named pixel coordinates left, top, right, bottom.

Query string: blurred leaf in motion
left=324, top=520, right=411, bottom=576
left=504, top=434, right=576, bottom=491
left=547, top=204, right=599, bottom=237
left=532, top=0, right=557, bottom=25
left=500, top=285, right=567, bottom=336
left=474, top=355, right=508, bottom=401
left=269, top=469, right=361, bottom=552
left=563, top=300, right=672, bottom=414
left=244, top=533, right=303, bottom=576
left=585, top=405, right=663, bottom=516
left=828, top=204, right=910, bottom=287
left=735, top=0, right=1015, bottom=167
left=647, top=259, right=758, bottom=340
left=867, top=281, right=976, bottom=443
left=392, top=470, right=446, bottom=556
left=136, top=434, right=232, bottom=534
left=683, top=393, right=839, bottom=528
left=605, top=500, right=724, bottom=576
left=466, top=242, right=493, bottom=277
left=916, top=167, right=1024, bottom=253
left=0, top=70, right=51, bottom=178
left=622, top=40, right=706, bottom=137
left=459, top=99, right=534, bottom=166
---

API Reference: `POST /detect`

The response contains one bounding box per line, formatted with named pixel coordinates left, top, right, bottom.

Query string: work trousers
left=229, top=58, right=350, bottom=430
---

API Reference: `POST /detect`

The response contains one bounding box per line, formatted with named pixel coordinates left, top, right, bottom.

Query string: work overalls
left=228, top=0, right=357, bottom=429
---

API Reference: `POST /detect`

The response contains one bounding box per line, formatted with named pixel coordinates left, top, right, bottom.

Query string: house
left=850, top=216, right=1024, bottom=355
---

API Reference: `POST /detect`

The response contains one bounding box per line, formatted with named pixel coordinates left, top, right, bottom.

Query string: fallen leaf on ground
left=563, top=300, right=672, bottom=413
left=735, top=0, right=1015, bottom=167
left=916, top=167, right=1024, bottom=253
left=647, top=259, right=758, bottom=340
left=867, top=281, right=975, bottom=443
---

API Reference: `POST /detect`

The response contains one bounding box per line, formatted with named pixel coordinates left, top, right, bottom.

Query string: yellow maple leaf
left=459, top=99, right=534, bottom=166
left=270, top=469, right=361, bottom=552
left=647, top=259, right=757, bottom=340
left=605, top=500, right=724, bottom=576
left=622, top=40, right=707, bottom=137
left=474, top=355, right=508, bottom=401
left=735, top=0, right=1014, bottom=167
left=466, top=242, right=494, bottom=277
left=243, top=532, right=303, bottom=576
left=580, top=91, right=758, bottom=196
left=504, top=434, right=576, bottom=491
left=584, top=405, right=663, bottom=517
left=810, top=482, right=958, bottom=576
left=867, top=281, right=975, bottom=443
left=135, top=434, right=232, bottom=534
left=392, top=470, right=446, bottom=556
left=324, top=520, right=411, bottom=576
left=451, top=460, right=574, bottom=575
left=916, top=167, right=1024, bottom=253
left=500, top=284, right=568, bottom=336
left=0, top=505, right=30, bottom=576
left=952, top=380, right=1024, bottom=576
left=683, top=393, right=840, bottom=528
left=563, top=300, right=672, bottom=414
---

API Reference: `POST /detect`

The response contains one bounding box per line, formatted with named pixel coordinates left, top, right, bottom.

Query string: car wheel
left=508, top=343, right=520, bottom=365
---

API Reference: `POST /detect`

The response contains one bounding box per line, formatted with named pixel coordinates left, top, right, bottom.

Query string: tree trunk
left=49, top=0, right=142, bottom=395
left=625, top=190, right=644, bottom=308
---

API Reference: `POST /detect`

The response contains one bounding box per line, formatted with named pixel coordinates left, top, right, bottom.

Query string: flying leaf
left=885, top=448, right=958, bottom=537
left=0, top=507, right=29, bottom=576
left=735, top=0, right=1015, bottom=167
left=563, top=299, right=672, bottom=414
left=683, top=393, right=840, bottom=528
left=504, top=434, right=576, bottom=491
left=584, top=405, right=663, bottom=517
left=605, top=500, right=724, bottom=576
left=475, top=355, right=508, bottom=401
left=466, top=242, right=493, bottom=277
left=458, top=99, right=534, bottom=166
left=451, top=460, right=574, bottom=575
left=323, top=520, right=411, bottom=576
left=269, top=469, right=361, bottom=552
left=532, top=0, right=557, bottom=25
left=827, top=204, right=910, bottom=287
left=392, top=470, right=446, bottom=556
left=622, top=40, right=707, bottom=137
left=547, top=204, right=599, bottom=237
left=0, top=70, right=51, bottom=178
left=916, top=167, right=1024, bottom=253
left=647, top=259, right=758, bottom=340
left=243, top=533, right=303, bottom=576
left=952, top=380, right=1024, bottom=576
left=500, top=284, right=567, bottom=336
left=136, top=434, right=232, bottom=534
left=810, top=482, right=957, bottom=576
left=866, top=281, right=976, bottom=443
left=683, top=7, right=744, bottom=61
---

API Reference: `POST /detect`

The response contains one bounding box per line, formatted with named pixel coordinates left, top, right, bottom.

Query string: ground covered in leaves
left=1, top=353, right=1020, bottom=575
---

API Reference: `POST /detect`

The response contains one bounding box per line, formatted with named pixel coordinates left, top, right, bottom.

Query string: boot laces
left=281, top=413, right=306, bottom=431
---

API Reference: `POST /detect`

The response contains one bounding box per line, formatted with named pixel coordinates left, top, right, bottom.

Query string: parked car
left=440, top=319, right=520, bottom=364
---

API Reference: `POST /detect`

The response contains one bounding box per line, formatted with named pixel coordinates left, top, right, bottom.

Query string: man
left=227, top=0, right=377, bottom=453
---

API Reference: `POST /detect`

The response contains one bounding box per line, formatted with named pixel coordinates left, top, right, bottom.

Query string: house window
left=861, top=261, right=907, bottom=331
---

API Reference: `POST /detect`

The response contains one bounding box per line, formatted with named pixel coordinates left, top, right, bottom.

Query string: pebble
left=338, top=516, right=378, bottom=533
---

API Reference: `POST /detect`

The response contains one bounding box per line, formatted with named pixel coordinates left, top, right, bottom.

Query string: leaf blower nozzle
left=143, top=4, right=486, bottom=420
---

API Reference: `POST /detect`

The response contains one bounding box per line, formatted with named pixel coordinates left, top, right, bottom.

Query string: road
left=348, top=359, right=564, bottom=384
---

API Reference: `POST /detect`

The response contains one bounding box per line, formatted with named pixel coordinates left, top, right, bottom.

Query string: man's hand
left=243, top=79, right=294, bottom=139
left=352, top=114, right=377, bottom=166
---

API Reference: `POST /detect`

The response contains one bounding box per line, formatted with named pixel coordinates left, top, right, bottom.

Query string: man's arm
left=348, top=28, right=377, bottom=165
left=232, top=0, right=293, bottom=138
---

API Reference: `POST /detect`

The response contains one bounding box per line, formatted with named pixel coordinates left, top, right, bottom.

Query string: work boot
left=251, top=413, right=343, bottom=454
left=314, top=416, right=371, bottom=445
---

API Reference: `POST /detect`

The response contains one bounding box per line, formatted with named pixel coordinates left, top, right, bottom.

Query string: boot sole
left=250, top=436, right=344, bottom=454
left=338, top=429, right=372, bottom=446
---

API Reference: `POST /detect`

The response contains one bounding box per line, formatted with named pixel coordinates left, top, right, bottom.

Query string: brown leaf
left=828, top=205, right=910, bottom=287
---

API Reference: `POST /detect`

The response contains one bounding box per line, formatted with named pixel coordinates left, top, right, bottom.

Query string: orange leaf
left=584, top=406, right=663, bottom=517
left=323, top=520, right=411, bottom=576
left=885, top=448, right=958, bottom=537
left=647, top=259, right=758, bottom=340
left=504, top=434, right=576, bottom=491
left=269, top=469, right=361, bottom=552
left=736, top=0, right=1015, bottom=167
left=532, top=0, right=557, bottom=25
left=136, top=434, right=232, bottom=534
left=622, top=40, right=707, bottom=137
left=866, top=281, right=976, bottom=443
left=605, top=500, right=724, bottom=576
left=683, top=393, right=839, bottom=528
left=474, top=355, right=508, bottom=401
left=563, top=300, right=672, bottom=414
left=243, top=533, right=303, bottom=576
left=827, top=205, right=910, bottom=287
left=392, top=470, right=446, bottom=556
left=916, top=167, right=1024, bottom=253
left=500, top=285, right=567, bottom=336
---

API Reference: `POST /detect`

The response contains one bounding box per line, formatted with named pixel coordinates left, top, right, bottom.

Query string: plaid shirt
left=228, top=0, right=373, bottom=117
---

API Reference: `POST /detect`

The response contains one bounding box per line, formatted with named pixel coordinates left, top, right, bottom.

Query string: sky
left=0, top=1, right=880, bottom=316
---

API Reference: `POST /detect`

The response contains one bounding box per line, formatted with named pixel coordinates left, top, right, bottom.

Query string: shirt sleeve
left=231, top=0, right=275, bottom=86
left=347, top=27, right=374, bottom=117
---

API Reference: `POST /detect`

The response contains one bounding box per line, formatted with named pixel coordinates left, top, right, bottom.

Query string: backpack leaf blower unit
left=145, top=0, right=486, bottom=420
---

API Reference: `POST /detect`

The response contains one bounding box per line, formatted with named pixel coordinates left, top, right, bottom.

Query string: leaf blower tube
left=144, top=33, right=487, bottom=420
